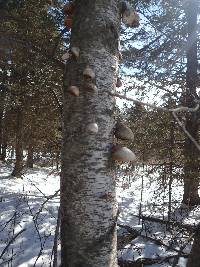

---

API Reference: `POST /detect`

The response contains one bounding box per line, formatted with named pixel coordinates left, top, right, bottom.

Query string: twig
left=118, top=223, right=187, bottom=254
left=172, top=111, right=200, bottom=152
left=50, top=207, right=60, bottom=267
left=0, top=212, right=17, bottom=233
left=34, top=190, right=60, bottom=222
left=0, top=229, right=26, bottom=259
left=109, top=92, right=200, bottom=113
left=108, top=91, right=200, bottom=153
left=134, top=214, right=196, bottom=232
left=33, top=234, right=50, bottom=267
left=172, top=233, right=195, bottom=267
left=109, top=92, right=169, bottom=111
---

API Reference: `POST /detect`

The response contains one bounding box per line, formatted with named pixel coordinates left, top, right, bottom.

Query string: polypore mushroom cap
left=64, top=15, right=73, bottom=30
left=86, top=123, right=98, bottom=134
left=83, top=66, right=95, bottom=80
left=116, top=78, right=123, bottom=88
left=112, top=146, right=136, bottom=162
left=83, top=82, right=98, bottom=93
left=61, top=51, right=71, bottom=61
left=71, top=47, right=80, bottom=59
left=122, top=10, right=140, bottom=28
left=63, top=2, right=74, bottom=15
left=115, top=122, right=134, bottom=141
left=68, top=86, right=79, bottom=97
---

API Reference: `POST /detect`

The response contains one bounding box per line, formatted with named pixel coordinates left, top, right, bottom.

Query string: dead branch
left=172, top=233, right=195, bottom=266
left=0, top=229, right=26, bottom=259
left=134, top=214, right=196, bottom=232
left=109, top=92, right=199, bottom=113
left=34, top=189, right=60, bottom=222
left=172, top=111, right=200, bottom=152
left=51, top=207, right=60, bottom=267
left=0, top=211, right=17, bottom=233
left=118, top=223, right=187, bottom=254
left=118, top=254, right=189, bottom=267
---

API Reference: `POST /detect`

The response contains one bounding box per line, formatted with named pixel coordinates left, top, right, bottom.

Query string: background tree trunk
left=12, top=108, right=24, bottom=177
left=27, top=143, right=34, bottom=168
left=187, top=224, right=200, bottom=267
left=61, top=0, right=120, bottom=266
left=182, top=0, right=200, bottom=206
left=0, top=80, right=7, bottom=161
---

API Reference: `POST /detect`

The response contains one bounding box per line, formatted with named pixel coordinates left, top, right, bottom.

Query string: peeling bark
left=61, top=0, right=121, bottom=266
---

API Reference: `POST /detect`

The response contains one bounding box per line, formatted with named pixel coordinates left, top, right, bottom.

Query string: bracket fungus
left=112, top=146, right=136, bottom=162
left=83, top=66, right=95, bottom=80
left=63, top=2, right=74, bottom=15
left=71, top=47, right=80, bottom=59
left=116, top=78, right=123, bottom=88
left=83, top=82, right=98, bottom=93
left=119, top=52, right=123, bottom=61
left=86, top=123, right=98, bottom=134
left=115, top=122, right=134, bottom=141
left=122, top=10, right=140, bottom=28
left=61, top=51, right=71, bottom=61
left=64, top=15, right=73, bottom=30
left=68, top=86, right=79, bottom=97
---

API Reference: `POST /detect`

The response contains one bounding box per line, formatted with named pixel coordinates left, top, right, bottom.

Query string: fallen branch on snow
left=134, top=214, right=196, bottom=232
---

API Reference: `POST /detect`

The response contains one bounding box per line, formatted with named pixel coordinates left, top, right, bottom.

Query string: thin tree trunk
left=12, top=108, right=24, bottom=177
left=1, top=143, right=7, bottom=162
left=27, top=144, right=34, bottom=168
left=182, top=0, right=200, bottom=206
left=0, top=83, right=6, bottom=161
left=61, top=0, right=120, bottom=266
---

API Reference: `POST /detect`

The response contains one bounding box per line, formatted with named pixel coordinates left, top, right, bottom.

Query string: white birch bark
left=61, top=0, right=121, bottom=266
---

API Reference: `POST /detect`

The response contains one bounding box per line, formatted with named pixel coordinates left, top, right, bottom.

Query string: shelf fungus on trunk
left=83, top=82, right=98, bottom=93
left=63, top=2, right=74, bottom=16
left=64, top=15, right=73, bottom=31
left=68, top=86, right=79, bottom=97
left=121, top=1, right=139, bottom=28
left=61, top=51, right=71, bottom=61
left=116, top=77, right=123, bottom=88
left=112, top=145, right=136, bottom=162
left=63, top=1, right=74, bottom=31
left=86, top=123, right=98, bottom=134
left=115, top=121, right=134, bottom=141
left=122, top=10, right=139, bottom=28
left=71, top=47, right=80, bottom=59
left=119, top=51, right=123, bottom=61
left=83, top=66, right=95, bottom=80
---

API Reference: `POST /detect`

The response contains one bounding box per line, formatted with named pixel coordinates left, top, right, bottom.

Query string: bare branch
left=0, top=229, right=26, bottom=259
left=172, top=111, right=200, bottom=152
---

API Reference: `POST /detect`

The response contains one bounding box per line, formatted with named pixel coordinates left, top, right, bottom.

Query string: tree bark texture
left=183, top=0, right=200, bottom=205
left=61, top=0, right=120, bottom=266
left=187, top=224, right=200, bottom=267
left=12, top=108, right=24, bottom=177
left=0, top=83, right=6, bottom=161
left=27, top=143, right=34, bottom=168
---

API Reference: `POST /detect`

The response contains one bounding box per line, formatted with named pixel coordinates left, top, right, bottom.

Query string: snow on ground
left=0, top=162, right=199, bottom=266
left=0, top=162, right=60, bottom=267
left=117, top=165, right=200, bottom=267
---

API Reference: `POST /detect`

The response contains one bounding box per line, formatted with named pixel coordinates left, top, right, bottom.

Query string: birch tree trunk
left=61, top=0, right=120, bottom=266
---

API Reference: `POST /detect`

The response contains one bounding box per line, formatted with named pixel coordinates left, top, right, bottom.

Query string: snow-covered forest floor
left=0, top=162, right=200, bottom=267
